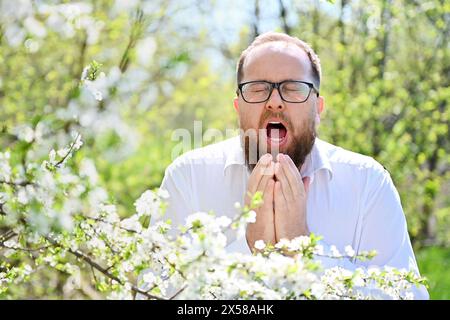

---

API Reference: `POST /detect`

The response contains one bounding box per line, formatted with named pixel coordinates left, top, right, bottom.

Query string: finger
left=256, top=161, right=275, bottom=194
left=283, top=153, right=302, bottom=180
left=274, top=180, right=288, bottom=221
left=247, top=153, right=273, bottom=195
left=278, top=154, right=302, bottom=196
left=247, top=178, right=275, bottom=247
left=262, top=178, right=275, bottom=212
left=252, top=178, right=274, bottom=227
left=274, top=161, right=294, bottom=201
left=273, top=180, right=286, bottom=243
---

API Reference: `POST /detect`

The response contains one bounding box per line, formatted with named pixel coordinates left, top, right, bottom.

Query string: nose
left=265, top=87, right=285, bottom=111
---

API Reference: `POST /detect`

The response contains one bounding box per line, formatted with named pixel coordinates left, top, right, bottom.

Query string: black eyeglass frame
left=237, top=80, right=320, bottom=104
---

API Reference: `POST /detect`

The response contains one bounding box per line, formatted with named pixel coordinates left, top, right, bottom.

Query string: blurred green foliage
left=0, top=0, right=448, bottom=299
left=416, top=246, right=450, bottom=299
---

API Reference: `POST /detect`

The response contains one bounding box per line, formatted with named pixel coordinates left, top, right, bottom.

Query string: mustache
left=258, top=111, right=293, bottom=131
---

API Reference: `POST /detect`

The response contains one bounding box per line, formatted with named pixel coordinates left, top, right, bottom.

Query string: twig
left=168, top=285, right=186, bottom=300
left=89, top=216, right=139, bottom=234
left=55, top=133, right=81, bottom=168
left=45, top=236, right=165, bottom=300
left=0, top=179, right=35, bottom=187
left=91, top=265, right=98, bottom=283
left=91, top=227, right=120, bottom=255
left=0, top=241, right=53, bottom=252
left=0, top=230, right=17, bottom=244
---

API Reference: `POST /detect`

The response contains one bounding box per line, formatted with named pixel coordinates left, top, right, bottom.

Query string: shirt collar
left=223, top=136, right=333, bottom=181
left=301, top=138, right=333, bottom=182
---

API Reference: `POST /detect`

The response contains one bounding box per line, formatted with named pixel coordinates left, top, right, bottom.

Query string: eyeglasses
left=237, top=80, right=319, bottom=104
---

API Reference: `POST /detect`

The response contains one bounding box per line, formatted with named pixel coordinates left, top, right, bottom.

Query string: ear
left=233, top=97, right=239, bottom=113
left=317, top=95, right=324, bottom=115
left=315, top=95, right=324, bottom=124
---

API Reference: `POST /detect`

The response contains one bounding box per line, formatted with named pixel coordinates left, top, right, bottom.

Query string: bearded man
left=160, top=32, right=428, bottom=299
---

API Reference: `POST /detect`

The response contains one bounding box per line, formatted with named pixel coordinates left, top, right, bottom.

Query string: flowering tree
left=0, top=0, right=432, bottom=299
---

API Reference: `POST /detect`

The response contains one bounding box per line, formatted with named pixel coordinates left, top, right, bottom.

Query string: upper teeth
left=269, top=121, right=281, bottom=124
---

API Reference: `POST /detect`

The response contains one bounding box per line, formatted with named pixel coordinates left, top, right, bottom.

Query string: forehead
left=242, top=42, right=313, bottom=83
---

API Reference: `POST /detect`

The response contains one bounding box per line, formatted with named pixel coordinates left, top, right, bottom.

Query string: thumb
left=302, top=176, right=311, bottom=195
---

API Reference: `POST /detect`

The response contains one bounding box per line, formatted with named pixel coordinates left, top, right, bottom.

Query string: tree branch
left=55, top=133, right=81, bottom=168
left=168, top=285, right=186, bottom=300
left=0, top=179, right=35, bottom=187
left=45, top=237, right=165, bottom=300
left=0, top=230, right=16, bottom=244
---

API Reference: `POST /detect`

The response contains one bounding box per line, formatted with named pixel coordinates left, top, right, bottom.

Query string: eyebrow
left=245, top=79, right=310, bottom=83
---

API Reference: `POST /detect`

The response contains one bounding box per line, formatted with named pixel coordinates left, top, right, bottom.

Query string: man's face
left=234, top=42, right=324, bottom=171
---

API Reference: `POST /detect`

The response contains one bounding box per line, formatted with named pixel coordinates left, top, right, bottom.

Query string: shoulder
left=165, top=137, right=239, bottom=175
left=316, top=139, right=398, bottom=209
left=316, top=138, right=388, bottom=177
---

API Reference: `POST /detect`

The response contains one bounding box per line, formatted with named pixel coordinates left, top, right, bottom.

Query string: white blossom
left=142, top=272, right=156, bottom=286
left=314, top=244, right=324, bottom=255
left=311, top=282, right=325, bottom=297
left=71, top=132, right=83, bottom=150
left=404, top=291, right=415, bottom=300
left=136, top=37, right=157, bottom=67
left=0, top=152, right=12, bottom=182
left=15, top=125, right=34, bottom=143
left=88, top=187, right=108, bottom=208
left=0, top=0, right=33, bottom=21
left=246, top=210, right=256, bottom=223
left=17, top=188, right=30, bottom=205
left=58, top=210, right=74, bottom=231
left=82, top=72, right=106, bottom=101
left=107, top=289, right=133, bottom=300
left=120, top=215, right=142, bottom=233
left=157, top=188, right=169, bottom=200
left=4, top=23, right=26, bottom=47
left=49, top=149, right=56, bottom=163
left=79, top=158, right=99, bottom=185
left=254, top=240, right=265, bottom=250
left=99, top=204, right=119, bottom=222
left=216, top=216, right=231, bottom=228
left=330, top=245, right=341, bottom=257
left=275, top=238, right=290, bottom=249
left=134, top=190, right=161, bottom=218
left=57, top=147, right=69, bottom=158
left=24, top=16, right=47, bottom=38
left=344, top=245, right=356, bottom=257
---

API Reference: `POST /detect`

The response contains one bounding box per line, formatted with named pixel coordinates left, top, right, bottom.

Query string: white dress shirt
left=160, top=136, right=429, bottom=299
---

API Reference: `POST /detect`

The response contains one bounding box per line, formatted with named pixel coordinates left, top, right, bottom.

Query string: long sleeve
left=159, top=161, right=193, bottom=232
left=315, top=168, right=429, bottom=299
left=162, top=164, right=253, bottom=254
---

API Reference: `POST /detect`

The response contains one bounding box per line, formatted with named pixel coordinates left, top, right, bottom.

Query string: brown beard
left=240, top=110, right=317, bottom=172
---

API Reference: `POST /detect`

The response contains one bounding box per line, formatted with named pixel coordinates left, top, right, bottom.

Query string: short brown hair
left=236, top=32, right=321, bottom=90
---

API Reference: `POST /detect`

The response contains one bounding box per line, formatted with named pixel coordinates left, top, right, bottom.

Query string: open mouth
left=266, top=121, right=288, bottom=147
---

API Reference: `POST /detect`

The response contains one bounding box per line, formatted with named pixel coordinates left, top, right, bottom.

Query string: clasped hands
left=245, top=153, right=311, bottom=252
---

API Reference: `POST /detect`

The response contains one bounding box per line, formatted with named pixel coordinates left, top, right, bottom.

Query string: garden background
left=0, top=0, right=448, bottom=299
